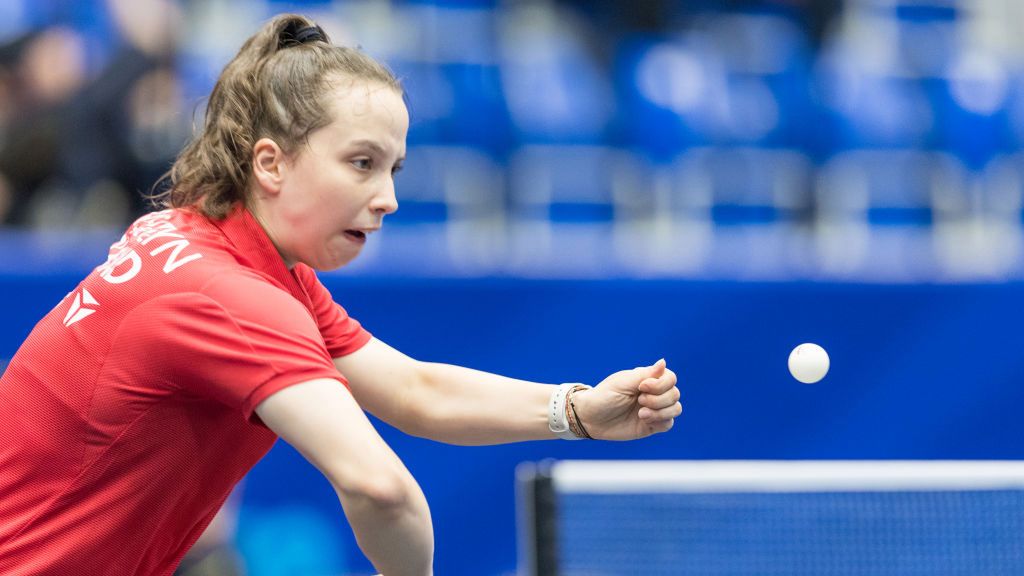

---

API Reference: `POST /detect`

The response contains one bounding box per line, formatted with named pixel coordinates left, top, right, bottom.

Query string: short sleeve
left=293, top=265, right=372, bottom=358
left=112, top=272, right=347, bottom=421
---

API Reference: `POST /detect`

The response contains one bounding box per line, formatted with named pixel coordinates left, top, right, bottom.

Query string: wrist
left=548, top=383, right=592, bottom=440
left=566, top=385, right=593, bottom=439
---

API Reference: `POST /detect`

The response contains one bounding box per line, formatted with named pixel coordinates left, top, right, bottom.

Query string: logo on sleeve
left=63, top=288, right=100, bottom=327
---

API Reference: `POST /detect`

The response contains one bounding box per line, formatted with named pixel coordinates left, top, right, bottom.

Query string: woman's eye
left=352, top=158, right=372, bottom=170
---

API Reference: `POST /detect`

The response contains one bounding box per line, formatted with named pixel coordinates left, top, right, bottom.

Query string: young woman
left=0, top=14, right=681, bottom=576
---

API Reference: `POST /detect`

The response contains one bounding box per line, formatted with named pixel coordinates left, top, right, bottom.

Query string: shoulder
left=116, top=277, right=320, bottom=356
left=199, top=269, right=314, bottom=321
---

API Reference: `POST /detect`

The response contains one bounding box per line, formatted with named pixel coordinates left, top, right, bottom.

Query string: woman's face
left=256, top=79, right=408, bottom=270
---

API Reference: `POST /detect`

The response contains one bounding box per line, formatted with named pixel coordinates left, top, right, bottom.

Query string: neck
left=245, top=199, right=296, bottom=269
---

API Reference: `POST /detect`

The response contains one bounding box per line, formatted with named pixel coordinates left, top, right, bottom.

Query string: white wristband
left=549, top=383, right=590, bottom=440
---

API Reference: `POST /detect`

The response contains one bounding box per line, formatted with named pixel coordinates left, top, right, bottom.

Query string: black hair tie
left=279, top=23, right=326, bottom=48
left=295, top=25, right=325, bottom=44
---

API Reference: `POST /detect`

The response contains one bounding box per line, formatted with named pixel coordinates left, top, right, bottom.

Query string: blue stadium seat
left=394, top=145, right=504, bottom=225
left=614, top=12, right=813, bottom=162
left=672, top=147, right=813, bottom=229
left=509, top=145, right=644, bottom=226
left=817, top=149, right=966, bottom=228
left=814, top=66, right=935, bottom=155
left=389, top=2, right=511, bottom=155
left=496, top=1, right=614, bottom=146
left=982, top=153, right=1024, bottom=225
left=915, top=151, right=1023, bottom=277
left=814, top=149, right=969, bottom=278
left=394, top=59, right=512, bottom=156
left=389, top=145, right=507, bottom=269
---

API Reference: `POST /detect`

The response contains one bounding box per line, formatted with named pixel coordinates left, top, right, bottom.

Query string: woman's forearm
left=402, top=362, right=557, bottom=445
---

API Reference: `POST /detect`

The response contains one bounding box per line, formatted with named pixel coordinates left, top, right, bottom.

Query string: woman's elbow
left=334, top=468, right=418, bottom=514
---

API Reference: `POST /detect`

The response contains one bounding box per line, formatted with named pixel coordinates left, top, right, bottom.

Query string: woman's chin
left=313, top=245, right=361, bottom=271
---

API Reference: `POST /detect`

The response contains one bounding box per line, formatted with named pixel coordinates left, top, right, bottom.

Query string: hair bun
left=279, top=21, right=326, bottom=48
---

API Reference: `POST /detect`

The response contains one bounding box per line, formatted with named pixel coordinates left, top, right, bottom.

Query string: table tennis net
left=516, top=460, right=1024, bottom=576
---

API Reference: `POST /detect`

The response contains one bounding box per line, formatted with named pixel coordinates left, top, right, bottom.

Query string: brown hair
left=152, top=14, right=401, bottom=219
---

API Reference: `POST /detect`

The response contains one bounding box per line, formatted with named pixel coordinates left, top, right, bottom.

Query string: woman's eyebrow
left=350, top=139, right=405, bottom=166
left=349, top=140, right=388, bottom=156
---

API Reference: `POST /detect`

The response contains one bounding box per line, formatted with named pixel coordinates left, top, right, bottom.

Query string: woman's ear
left=252, top=138, right=286, bottom=194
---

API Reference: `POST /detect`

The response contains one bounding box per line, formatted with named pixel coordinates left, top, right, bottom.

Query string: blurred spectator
left=0, top=26, right=87, bottom=226
left=0, top=0, right=189, bottom=229
left=59, top=0, right=189, bottom=227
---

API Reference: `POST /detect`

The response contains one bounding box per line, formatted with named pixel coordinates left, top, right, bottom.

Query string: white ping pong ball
left=788, top=343, right=829, bottom=384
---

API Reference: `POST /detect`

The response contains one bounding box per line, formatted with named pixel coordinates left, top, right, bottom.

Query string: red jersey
left=0, top=206, right=371, bottom=574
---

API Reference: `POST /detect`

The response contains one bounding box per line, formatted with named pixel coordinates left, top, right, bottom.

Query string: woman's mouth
left=344, top=230, right=366, bottom=244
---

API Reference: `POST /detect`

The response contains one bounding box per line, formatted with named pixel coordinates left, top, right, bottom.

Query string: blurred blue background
left=2, top=0, right=1023, bottom=574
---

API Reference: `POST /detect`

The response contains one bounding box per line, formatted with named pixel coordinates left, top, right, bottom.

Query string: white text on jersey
left=97, top=211, right=203, bottom=284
